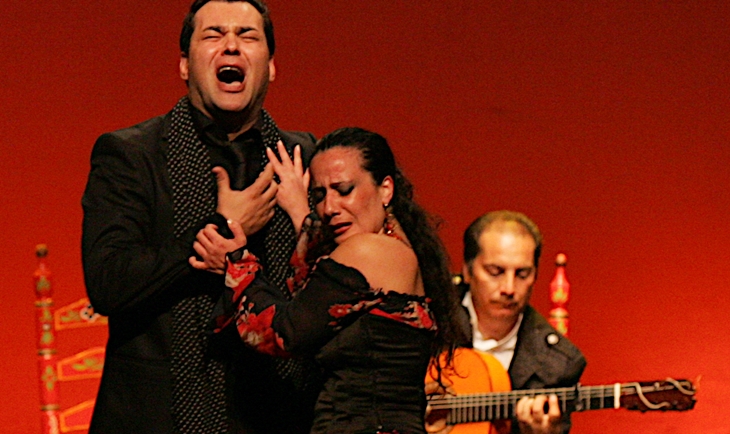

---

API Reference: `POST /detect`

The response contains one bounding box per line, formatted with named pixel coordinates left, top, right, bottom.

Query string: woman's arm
left=227, top=254, right=382, bottom=356
left=201, top=220, right=382, bottom=356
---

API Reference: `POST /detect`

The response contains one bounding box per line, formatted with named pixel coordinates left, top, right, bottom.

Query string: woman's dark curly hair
left=314, top=127, right=467, bottom=372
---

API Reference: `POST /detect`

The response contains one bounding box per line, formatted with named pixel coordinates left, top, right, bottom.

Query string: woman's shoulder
left=329, top=233, right=420, bottom=295
left=331, top=233, right=413, bottom=262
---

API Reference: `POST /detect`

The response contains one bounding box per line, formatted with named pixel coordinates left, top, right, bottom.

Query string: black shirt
left=190, top=106, right=266, bottom=190
left=189, top=107, right=269, bottom=265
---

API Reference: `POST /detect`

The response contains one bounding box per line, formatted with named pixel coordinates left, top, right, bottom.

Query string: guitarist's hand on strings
left=516, top=394, right=562, bottom=434
left=424, top=381, right=454, bottom=434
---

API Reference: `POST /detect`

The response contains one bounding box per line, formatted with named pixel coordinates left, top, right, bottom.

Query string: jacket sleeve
left=509, top=306, right=587, bottom=434
left=81, top=130, right=208, bottom=316
left=558, top=348, right=586, bottom=433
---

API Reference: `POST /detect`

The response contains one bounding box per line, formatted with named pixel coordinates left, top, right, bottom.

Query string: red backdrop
left=2, top=0, right=728, bottom=432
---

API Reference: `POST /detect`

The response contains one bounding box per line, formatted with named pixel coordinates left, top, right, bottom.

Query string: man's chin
left=490, top=307, right=521, bottom=321
left=210, top=99, right=253, bottom=115
left=204, top=100, right=261, bottom=131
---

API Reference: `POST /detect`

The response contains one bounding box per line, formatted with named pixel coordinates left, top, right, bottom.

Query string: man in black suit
left=82, top=1, right=316, bottom=433
left=459, top=210, right=586, bottom=434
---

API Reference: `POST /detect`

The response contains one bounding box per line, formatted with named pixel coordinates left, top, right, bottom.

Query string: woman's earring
left=383, top=203, right=395, bottom=236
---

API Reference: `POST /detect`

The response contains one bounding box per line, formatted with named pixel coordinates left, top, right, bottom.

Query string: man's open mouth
left=217, top=66, right=244, bottom=84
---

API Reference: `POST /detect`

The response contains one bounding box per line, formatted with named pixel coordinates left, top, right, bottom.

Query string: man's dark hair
left=180, top=0, right=275, bottom=57
left=463, top=210, right=543, bottom=271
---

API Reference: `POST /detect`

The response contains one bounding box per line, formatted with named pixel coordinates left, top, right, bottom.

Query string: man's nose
left=500, top=274, right=516, bottom=296
left=223, top=33, right=240, bottom=54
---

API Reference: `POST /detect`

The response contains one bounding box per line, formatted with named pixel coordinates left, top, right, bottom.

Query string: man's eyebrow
left=201, top=26, right=258, bottom=33
left=202, top=26, right=224, bottom=33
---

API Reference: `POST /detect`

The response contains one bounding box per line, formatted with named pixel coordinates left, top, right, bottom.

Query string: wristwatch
left=227, top=246, right=247, bottom=263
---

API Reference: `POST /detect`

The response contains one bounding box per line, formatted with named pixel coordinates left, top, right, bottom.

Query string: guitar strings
left=427, top=380, right=693, bottom=409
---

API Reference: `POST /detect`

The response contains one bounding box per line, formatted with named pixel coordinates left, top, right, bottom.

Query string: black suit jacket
left=82, top=107, right=316, bottom=434
left=458, top=302, right=586, bottom=433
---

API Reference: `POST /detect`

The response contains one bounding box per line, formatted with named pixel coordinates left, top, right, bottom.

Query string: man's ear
left=179, top=53, right=189, bottom=81
left=268, top=57, right=276, bottom=82
left=461, top=263, right=471, bottom=284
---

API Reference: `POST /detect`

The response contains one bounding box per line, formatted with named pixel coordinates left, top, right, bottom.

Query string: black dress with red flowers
left=219, top=218, right=436, bottom=434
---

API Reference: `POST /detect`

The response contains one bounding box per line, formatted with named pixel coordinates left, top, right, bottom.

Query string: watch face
left=228, top=247, right=245, bottom=263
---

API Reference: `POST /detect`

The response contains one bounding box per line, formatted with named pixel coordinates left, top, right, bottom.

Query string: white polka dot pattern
left=169, top=97, right=228, bottom=433
left=166, top=97, right=312, bottom=432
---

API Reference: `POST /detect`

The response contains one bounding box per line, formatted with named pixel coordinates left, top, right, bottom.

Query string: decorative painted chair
left=34, top=244, right=107, bottom=434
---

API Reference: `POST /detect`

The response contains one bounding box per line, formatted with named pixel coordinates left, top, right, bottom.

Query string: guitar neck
left=436, top=386, right=584, bottom=425
left=430, top=378, right=696, bottom=424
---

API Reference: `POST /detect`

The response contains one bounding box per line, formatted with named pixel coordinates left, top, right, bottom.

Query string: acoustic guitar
left=425, top=348, right=697, bottom=434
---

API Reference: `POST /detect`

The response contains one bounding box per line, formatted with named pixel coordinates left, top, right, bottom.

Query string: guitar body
left=426, top=348, right=512, bottom=434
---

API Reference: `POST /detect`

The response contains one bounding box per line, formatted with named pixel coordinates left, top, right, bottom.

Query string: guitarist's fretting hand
left=516, top=395, right=562, bottom=434
left=424, top=381, right=454, bottom=434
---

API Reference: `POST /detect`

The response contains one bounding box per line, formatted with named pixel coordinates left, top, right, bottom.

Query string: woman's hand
left=266, top=141, right=310, bottom=232
left=189, top=219, right=247, bottom=274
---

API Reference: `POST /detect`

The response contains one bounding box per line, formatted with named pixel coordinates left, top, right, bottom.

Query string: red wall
left=2, top=0, right=728, bottom=432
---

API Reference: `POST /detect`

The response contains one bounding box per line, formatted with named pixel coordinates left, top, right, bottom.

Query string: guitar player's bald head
left=463, top=210, right=543, bottom=275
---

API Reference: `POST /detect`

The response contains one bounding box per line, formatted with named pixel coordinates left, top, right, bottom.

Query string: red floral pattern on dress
left=212, top=250, right=262, bottom=332
left=225, top=250, right=261, bottom=301
left=327, top=298, right=383, bottom=329
left=286, top=230, right=310, bottom=296
left=286, top=214, right=335, bottom=296
left=234, top=300, right=289, bottom=357
left=370, top=299, right=436, bottom=331
left=223, top=250, right=291, bottom=356
left=220, top=226, right=437, bottom=357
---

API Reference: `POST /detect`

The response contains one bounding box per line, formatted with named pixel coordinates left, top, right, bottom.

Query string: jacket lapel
left=508, top=306, right=545, bottom=389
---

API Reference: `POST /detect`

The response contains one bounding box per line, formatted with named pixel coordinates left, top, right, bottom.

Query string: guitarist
left=427, top=211, right=586, bottom=434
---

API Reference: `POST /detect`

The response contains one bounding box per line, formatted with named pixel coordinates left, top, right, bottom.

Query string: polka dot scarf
left=167, top=96, right=304, bottom=433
